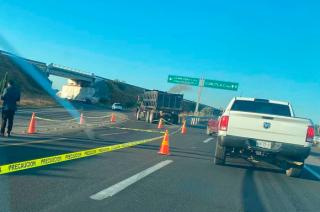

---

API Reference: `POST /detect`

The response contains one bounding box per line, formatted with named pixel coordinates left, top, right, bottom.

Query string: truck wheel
left=136, top=111, right=140, bottom=120
left=149, top=112, right=154, bottom=123
left=145, top=111, right=150, bottom=123
left=214, top=142, right=226, bottom=165
left=172, top=114, right=179, bottom=125
left=286, top=166, right=303, bottom=177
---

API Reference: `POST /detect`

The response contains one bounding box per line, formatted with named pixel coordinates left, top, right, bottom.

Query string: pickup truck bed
left=215, top=97, right=315, bottom=177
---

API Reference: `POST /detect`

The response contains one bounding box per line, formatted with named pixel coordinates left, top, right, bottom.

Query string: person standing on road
left=1, top=80, right=21, bottom=137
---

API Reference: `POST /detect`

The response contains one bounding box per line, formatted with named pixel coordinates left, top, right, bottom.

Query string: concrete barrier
left=183, top=116, right=212, bottom=129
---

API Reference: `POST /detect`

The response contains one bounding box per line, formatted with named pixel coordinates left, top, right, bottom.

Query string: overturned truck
left=136, top=90, right=183, bottom=124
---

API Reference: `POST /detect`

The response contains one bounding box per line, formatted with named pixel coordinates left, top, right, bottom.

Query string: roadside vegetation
left=0, top=54, right=56, bottom=107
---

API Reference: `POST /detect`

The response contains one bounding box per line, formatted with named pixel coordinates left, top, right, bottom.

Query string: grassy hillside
left=102, top=79, right=145, bottom=108
left=0, top=54, right=56, bottom=106
left=0, top=54, right=47, bottom=95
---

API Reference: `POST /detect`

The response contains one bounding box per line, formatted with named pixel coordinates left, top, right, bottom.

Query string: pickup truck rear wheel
left=136, top=111, right=141, bottom=120
left=286, top=166, right=303, bottom=177
left=214, top=142, right=226, bottom=165
left=145, top=111, right=150, bottom=123
left=149, top=112, right=154, bottom=123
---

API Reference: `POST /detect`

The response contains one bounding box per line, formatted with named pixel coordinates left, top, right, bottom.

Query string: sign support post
left=194, top=78, right=204, bottom=115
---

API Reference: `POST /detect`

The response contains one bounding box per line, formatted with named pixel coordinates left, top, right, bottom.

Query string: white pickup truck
left=214, top=97, right=315, bottom=177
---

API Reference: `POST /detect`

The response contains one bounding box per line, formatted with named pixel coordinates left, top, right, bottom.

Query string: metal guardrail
left=183, top=115, right=213, bottom=129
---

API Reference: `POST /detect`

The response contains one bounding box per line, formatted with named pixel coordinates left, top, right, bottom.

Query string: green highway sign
left=204, top=79, right=239, bottom=91
left=168, top=75, right=200, bottom=86
left=168, top=74, right=239, bottom=114
left=168, top=75, right=239, bottom=91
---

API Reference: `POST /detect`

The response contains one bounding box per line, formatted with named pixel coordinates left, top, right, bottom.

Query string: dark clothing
left=1, top=110, right=14, bottom=134
left=1, top=86, right=20, bottom=111
left=1, top=85, right=20, bottom=135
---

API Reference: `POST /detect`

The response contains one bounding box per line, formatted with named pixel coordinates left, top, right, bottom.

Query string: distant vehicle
left=207, top=117, right=219, bottom=135
left=136, top=90, right=183, bottom=124
left=214, top=97, right=314, bottom=177
left=112, top=103, right=123, bottom=111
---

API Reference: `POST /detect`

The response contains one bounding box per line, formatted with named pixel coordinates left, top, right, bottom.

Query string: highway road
left=0, top=109, right=320, bottom=212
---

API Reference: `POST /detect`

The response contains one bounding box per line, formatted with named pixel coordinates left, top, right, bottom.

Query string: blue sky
left=0, top=0, right=319, bottom=123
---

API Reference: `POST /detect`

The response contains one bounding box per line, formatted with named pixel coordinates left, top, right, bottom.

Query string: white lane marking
left=100, top=132, right=128, bottom=136
left=304, top=165, right=320, bottom=180
left=203, top=138, right=214, bottom=143
left=90, top=160, right=173, bottom=200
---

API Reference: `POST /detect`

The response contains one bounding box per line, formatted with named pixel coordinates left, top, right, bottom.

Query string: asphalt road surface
left=0, top=109, right=320, bottom=212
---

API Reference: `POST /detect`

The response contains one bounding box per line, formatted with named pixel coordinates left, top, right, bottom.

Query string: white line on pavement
left=304, top=165, right=320, bottom=180
left=203, top=138, right=214, bottom=143
left=90, top=160, right=173, bottom=200
left=100, top=132, right=128, bottom=136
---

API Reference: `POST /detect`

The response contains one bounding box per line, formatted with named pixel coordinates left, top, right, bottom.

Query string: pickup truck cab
left=214, top=97, right=315, bottom=177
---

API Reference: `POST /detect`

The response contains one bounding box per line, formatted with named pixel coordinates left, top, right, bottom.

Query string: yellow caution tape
left=0, top=135, right=163, bottom=175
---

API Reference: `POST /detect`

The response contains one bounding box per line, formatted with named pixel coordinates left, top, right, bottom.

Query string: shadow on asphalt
left=224, top=162, right=283, bottom=174
left=224, top=160, right=319, bottom=182
left=241, top=169, right=266, bottom=212
left=0, top=135, right=51, bottom=140
left=237, top=161, right=319, bottom=211
left=5, top=166, right=84, bottom=179
left=170, top=153, right=211, bottom=161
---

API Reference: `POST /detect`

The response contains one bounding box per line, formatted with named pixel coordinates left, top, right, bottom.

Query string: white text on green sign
left=168, top=75, right=199, bottom=86
left=204, top=79, right=238, bottom=91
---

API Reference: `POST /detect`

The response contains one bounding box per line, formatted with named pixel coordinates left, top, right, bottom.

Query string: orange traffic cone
left=110, top=113, right=116, bottom=123
left=158, top=130, right=170, bottom=155
left=157, top=118, right=164, bottom=129
left=79, top=113, right=85, bottom=125
left=27, top=112, right=36, bottom=134
left=181, top=120, right=187, bottom=135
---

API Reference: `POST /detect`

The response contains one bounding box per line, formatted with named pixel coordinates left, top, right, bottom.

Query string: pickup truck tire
left=145, top=111, right=150, bottom=123
left=136, top=111, right=141, bottom=120
left=149, top=112, right=154, bottom=123
left=171, top=114, right=178, bottom=125
left=285, top=166, right=303, bottom=177
left=214, top=142, right=226, bottom=165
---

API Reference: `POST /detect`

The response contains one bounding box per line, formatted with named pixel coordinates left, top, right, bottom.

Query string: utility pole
left=194, top=78, right=204, bottom=115
left=0, top=72, right=8, bottom=94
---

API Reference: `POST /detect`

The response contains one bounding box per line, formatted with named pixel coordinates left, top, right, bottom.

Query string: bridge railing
left=48, top=63, right=94, bottom=78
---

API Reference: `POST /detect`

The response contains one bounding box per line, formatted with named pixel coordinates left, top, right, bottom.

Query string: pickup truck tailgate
left=227, top=111, right=309, bottom=145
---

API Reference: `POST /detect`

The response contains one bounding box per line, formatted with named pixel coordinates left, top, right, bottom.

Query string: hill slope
left=0, top=54, right=55, bottom=106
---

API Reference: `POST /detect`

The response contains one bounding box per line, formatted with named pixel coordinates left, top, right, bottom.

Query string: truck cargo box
left=142, top=90, right=183, bottom=111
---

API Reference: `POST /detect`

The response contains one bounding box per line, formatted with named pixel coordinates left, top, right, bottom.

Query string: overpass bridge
left=0, top=50, right=99, bottom=85
left=0, top=50, right=105, bottom=102
left=47, top=63, right=96, bottom=85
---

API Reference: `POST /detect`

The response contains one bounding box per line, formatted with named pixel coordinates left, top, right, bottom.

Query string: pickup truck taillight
left=306, top=126, right=315, bottom=143
left=219, top=116, right=229, bottom=131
